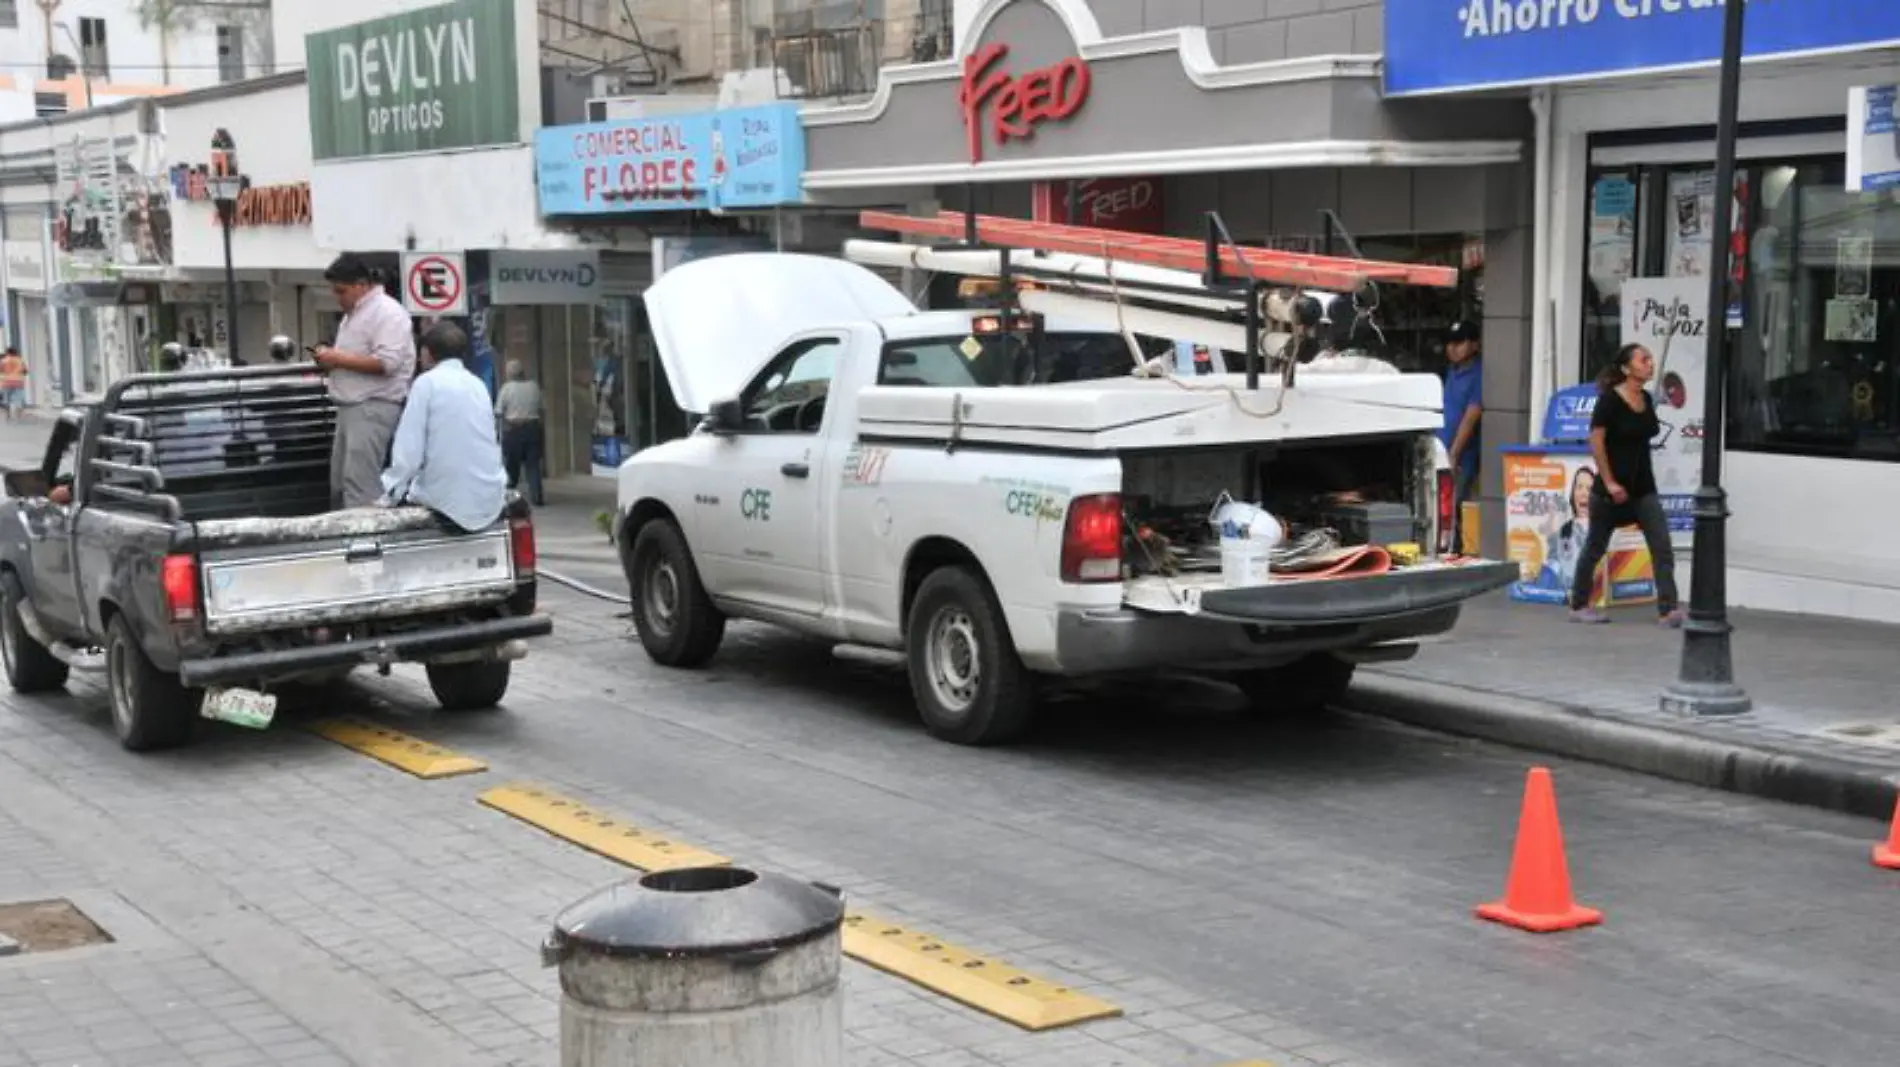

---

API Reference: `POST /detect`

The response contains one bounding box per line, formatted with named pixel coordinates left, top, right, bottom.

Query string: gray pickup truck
left=0, top=364, right=552, bottom=751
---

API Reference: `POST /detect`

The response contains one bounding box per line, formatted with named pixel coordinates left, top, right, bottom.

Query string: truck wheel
left=1, top=574, right=68, bottom=693
left=105, top=615, right=197, bottom=752
left=629, top=520, right=725, bottom=668
left=906, top=566, right=1035, bottom=745
left=1234, top=655, right=1357, bottom=717
left=427, top=660, right=511, bottom=711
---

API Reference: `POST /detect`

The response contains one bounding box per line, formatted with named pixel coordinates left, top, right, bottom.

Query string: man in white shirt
left=314, top=253, right=415, bottom=509
left=380, top=322, right=508, bottom=533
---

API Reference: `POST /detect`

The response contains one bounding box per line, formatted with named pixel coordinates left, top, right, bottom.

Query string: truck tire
left=427, top=660, right=511, bottom=711
left=1233, top=655, right=1356, bottom=717
left=906, top=566, right=1035, bottom=745
left=105, top=615, right=197, bottom=752
left=1, top=573, right=68, bottom=693
left=628, top=519, right=724, bottom=668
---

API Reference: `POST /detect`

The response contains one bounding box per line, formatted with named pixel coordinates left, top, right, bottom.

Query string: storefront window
left=1584, top=154, right=1900, bottom=462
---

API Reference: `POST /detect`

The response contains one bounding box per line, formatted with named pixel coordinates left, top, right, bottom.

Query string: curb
left=1346, top=671, right=1899, bottom=820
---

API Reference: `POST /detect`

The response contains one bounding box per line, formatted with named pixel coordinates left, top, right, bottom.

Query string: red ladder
left=859, top=210, right=1461, bottom=292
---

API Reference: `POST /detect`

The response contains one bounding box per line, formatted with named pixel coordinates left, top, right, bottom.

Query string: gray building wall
left=1084, top=0, right=1384, bottom=63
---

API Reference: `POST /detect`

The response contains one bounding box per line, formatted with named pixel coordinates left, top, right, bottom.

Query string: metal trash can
left=542, top=866, right=845, bottom=1067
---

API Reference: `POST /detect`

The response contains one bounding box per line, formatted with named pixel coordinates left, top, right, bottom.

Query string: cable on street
left=539, top=566, right=630, bottom=605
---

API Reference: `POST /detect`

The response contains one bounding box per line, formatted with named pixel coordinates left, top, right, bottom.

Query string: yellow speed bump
left=305, top=718, right=488, bottom=779
left=841, top=911, right=1120, bottom=1031
left=478, top=783, right=729, bottom=872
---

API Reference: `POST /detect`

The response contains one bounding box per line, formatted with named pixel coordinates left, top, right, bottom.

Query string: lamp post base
left=1660, top=680, right=1753, bottom=718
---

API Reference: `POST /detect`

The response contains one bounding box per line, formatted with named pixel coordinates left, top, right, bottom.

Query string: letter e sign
left=401, top=252, right=468, bottom=316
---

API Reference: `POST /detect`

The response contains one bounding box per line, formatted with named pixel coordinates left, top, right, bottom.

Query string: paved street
left=3, top=569, right=1899, bottom=1067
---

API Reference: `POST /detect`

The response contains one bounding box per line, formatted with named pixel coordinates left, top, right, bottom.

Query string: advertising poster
left=1504, top=450, right=1656, bottom=607
left=1664, top=169, right=1748, bottom=327
left=1621, top=277, right=1707, bottom=546
left=1587, top=174, right=1637, bottom=311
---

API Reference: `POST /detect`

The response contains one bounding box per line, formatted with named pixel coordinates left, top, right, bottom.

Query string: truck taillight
left=161, top=554, right=198, bottom=622
left=1062, top=494, right=1122, bottom=583
left=510, top=516, right=537, bottom=577
left=1436, top=469, right=1455, bottom=556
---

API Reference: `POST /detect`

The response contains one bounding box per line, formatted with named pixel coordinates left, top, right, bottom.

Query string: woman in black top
left=1569, top=343, right=1682, bottom=626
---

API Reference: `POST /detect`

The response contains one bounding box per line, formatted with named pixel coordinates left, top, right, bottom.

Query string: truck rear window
left=879, top=333, right=1159, bottom=388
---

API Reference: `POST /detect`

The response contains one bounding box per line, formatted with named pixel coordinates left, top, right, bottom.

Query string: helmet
left=157, top=342, right=186, bottom=373
left=268, top=335, right=297, bottom=363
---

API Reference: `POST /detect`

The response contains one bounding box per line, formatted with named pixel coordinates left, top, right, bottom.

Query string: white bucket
left=1219, top=536, right=1272, bottom=587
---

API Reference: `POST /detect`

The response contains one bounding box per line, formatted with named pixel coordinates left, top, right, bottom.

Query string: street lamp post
left=1661, top=0, right=1752, bottom=717
left=208, top=129, right=242, bottom=367
left=53, top=22, right=94, bottom=110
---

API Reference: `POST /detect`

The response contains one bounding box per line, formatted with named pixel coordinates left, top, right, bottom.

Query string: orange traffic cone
left=1873, top=797, right=1900, bottom=869
left=1476, top=767, right=1603, bottom=933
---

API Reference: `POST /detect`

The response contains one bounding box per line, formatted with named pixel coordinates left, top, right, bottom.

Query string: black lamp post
left=1661, top=0, right=1752, bottom=717
left=208, top=128, right=242, bottom=366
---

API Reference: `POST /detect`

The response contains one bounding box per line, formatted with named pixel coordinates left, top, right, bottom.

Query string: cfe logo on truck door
left=740, top=488, right=772, bottom=521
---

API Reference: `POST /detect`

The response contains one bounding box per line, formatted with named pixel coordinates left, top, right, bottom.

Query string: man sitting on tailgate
left=378, top=322, right=507, bottom=533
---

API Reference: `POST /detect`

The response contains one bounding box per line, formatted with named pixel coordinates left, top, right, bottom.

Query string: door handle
left=781, top=462, right=810, bottom=479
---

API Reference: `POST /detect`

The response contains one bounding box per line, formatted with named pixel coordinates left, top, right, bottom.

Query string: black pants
left=502, top=421, right=544, bottom=505
left=1568, top=490, right=1678, bottom=612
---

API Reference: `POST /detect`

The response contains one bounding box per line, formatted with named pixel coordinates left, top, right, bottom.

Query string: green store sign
left=306, top=0, right=519, bottom=161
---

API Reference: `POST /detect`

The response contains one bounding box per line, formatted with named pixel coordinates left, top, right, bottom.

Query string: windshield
left=878, top=332, right=1167, bottom=388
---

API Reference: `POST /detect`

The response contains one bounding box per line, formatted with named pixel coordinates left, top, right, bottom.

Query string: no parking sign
left=401, top=252, right=467, bottom=316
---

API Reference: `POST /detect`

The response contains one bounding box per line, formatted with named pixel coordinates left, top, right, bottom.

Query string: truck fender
left=898, top=536, right=989, bottom=636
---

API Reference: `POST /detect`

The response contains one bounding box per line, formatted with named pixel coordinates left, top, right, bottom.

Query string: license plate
left=200, top=687, right=278, bottom=730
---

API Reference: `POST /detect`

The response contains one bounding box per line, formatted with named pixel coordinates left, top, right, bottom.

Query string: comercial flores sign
left=305, top=0, right=520, bottom=161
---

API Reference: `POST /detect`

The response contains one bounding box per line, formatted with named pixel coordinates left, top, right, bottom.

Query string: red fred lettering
left=958, top=43, right=1090, bottom=163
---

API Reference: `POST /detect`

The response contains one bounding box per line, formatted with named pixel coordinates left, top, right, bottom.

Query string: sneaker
left=1568, top=608, right=1610, bottom=624
left=1658, top=608, right=1685, bottom=629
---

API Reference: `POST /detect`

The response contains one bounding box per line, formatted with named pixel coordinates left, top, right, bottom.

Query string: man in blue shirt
left=380, top=322, right=508, bottom=533
left=1439, top=321, right=1483, bottom=554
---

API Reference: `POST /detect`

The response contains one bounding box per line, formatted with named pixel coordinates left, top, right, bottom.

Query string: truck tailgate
left=1125, top=560, right=1517, bottom=626
left=198, top=519, right=516, bottom=634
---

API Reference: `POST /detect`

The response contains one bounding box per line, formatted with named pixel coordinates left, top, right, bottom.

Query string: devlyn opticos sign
left=306, top=0, right=520, bottom=161
left=1386, top=0, right=1900, bottom=95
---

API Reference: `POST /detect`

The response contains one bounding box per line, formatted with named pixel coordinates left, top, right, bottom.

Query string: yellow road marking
left=305, top=718, right=488, bottom=779
left=841, top=911, right=1120, bottom=1031
left=477, top=783, right=730, bottom=872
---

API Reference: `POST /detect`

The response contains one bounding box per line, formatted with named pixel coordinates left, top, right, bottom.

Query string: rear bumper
left=178, top=613, right=554, bottom=688
left=1043, top=563, right=1516, bottom=676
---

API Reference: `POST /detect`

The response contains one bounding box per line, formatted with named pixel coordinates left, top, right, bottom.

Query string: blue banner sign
left=535, top=101, right=805, bottom=215
left=1386, top=1, right=1900, bottom=96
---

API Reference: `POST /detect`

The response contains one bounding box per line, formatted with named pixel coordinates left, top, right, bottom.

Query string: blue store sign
left=1386, top=0, right=1900, bottom=96
left=535, top=102, right=805, bottom=215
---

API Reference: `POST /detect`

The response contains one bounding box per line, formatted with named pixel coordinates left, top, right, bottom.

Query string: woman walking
left=1570, top=342, right=1683, bottom=627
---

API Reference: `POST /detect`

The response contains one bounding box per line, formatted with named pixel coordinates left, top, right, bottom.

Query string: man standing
left=1439, top=321, right=1483, bottom=554
left=0, top=346, right=27, bottom=421
left=314, top=253, right=414, bottom=508
left=381, top=323, right=507, bottom=533
left=494, top=360, right=545, bottom=507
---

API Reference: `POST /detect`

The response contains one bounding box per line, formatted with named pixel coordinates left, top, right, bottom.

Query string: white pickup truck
left=615, top=252, right=1513, bottom=745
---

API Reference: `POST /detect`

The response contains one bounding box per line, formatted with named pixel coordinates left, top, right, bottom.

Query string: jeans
left=502, top=421, right=544, bottom=505
left=1568, top=491, right=1678, bottom=612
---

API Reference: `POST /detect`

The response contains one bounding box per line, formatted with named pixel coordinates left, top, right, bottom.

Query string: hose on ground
left=538, top=566, right=630, bottom=605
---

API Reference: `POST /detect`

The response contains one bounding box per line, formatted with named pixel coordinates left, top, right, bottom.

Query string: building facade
left=1387, top=1, right=1900, bottom=622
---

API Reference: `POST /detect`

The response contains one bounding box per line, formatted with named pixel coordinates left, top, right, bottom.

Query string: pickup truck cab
left=0, top=364, right=551, bottom=751
left=617, top=254, right=1513, bottom=745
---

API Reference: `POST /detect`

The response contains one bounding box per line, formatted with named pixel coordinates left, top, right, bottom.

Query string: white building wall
left=1546, top=50, right=1900, bottom=623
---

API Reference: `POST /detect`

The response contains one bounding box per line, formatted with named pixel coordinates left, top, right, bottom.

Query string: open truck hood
left=644, top=253, right=915, bottom=414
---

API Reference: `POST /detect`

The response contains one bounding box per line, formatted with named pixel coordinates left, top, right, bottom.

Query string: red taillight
left=161, top=554, right=198, bottom=622
left=1436, top=469, right=1455, bottom=556
left=510, top=516, right=537, bottom=577
left=1062, top=493, right=1123, bottom=583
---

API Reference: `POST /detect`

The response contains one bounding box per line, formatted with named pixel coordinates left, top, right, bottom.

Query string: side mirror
left=4, top=469, right=48, bottom=498
left=706, top=398, right=744, bottom=435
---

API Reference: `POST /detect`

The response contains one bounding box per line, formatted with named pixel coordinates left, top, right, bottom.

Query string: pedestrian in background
left=313, top=253, right=415, bottom=509
left=0, top=346, right=27, bottom=421
left=1438, top=321, right=1483, bottom=554
left=495, top=359, right=546, bottom=507
left=1569, top=342, right=1682, bottom=627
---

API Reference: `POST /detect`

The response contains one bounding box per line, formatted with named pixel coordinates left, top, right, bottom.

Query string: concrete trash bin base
left=543, top=866, right=845, bottom=1067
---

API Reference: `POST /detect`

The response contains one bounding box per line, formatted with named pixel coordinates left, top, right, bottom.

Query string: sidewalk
left=1350, top=594, right=1900, bottom=818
